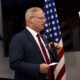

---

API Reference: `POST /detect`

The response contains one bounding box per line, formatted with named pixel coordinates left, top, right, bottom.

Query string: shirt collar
left=26, top=26, right=38, bottom=37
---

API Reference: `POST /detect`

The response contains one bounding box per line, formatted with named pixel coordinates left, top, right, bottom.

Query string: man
left=9, top=7, right=58, bottom=80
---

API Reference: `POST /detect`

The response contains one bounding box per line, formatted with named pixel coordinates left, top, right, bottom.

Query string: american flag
left=43, top=0, right=66, bottom=80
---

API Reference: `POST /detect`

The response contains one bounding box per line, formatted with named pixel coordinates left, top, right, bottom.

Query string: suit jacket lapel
left=40, top=34, right=53, bottom=62
left=24, top=29, right=45, bottom=62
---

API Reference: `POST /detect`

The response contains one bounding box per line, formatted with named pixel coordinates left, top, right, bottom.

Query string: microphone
left=47, top=37, right=60, bottom=62
left=42, top=34, right=59, bottom=62
left=50, top=42, right=60, bottom=62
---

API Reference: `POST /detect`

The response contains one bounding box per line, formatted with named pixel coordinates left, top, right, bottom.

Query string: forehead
left=34, top=10, right=45, bottom=16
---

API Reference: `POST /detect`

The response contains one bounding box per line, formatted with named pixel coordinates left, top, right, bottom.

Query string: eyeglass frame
left=32, top=16, right=46, bottom=20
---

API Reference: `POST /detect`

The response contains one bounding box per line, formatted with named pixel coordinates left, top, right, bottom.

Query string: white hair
left=25, top=7, right=43, bottom=23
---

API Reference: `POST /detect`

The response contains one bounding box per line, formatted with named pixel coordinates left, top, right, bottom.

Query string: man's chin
left=40, top=27, right=44, bottom=31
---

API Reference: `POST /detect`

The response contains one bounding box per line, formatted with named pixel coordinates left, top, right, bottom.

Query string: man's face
left=32, top=10, right=46, bottom=32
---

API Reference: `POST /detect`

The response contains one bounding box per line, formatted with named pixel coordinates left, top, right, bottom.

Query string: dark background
left=1, top=0, right=80, bottom=56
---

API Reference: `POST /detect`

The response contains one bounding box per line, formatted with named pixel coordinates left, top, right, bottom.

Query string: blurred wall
left=65, top=51, right=80, bottom=80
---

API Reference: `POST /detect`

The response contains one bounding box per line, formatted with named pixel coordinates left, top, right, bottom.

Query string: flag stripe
left=58, top=48, right=64, bottom=59
left=56, top=64, right=65, bottom=80
left=61, top=73, right=66, bottom=80
left=54, top=53, right=65, bottom=78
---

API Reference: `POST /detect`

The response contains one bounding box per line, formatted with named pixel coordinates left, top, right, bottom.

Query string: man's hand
left=54, top=43, right=62, bottom=49
left=40, top=63, right=49, bottom=74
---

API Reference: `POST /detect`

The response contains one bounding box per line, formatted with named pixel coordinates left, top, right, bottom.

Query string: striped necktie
left=37, top=34, right=51, bottom=80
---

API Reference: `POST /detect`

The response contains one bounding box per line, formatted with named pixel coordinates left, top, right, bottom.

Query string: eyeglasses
left=32, top=16, right=46, bottom=20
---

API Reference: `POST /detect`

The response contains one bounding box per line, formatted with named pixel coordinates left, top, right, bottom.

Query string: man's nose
left=42, top=18, right=46, bottom=23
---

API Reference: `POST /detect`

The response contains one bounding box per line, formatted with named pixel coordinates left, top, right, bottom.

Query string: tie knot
left=36, top=33, right=40, bottom=37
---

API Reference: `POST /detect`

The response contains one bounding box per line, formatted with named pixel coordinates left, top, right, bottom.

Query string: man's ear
left=29, top=16, right=34, bottom=23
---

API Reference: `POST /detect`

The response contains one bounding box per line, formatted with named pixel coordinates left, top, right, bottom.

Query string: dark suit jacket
left=9, top=29, right=58, bottom=80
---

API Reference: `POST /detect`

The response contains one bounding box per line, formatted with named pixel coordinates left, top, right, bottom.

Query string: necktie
left=37, top=34, right=51, bottom=80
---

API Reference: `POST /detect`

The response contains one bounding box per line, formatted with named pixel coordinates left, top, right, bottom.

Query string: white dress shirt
left=26, top=27, right=51, bottom=63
